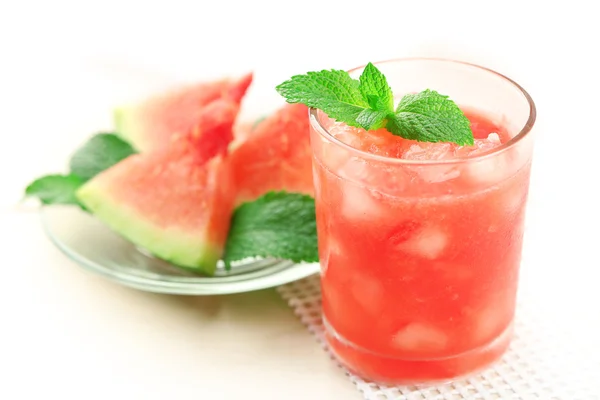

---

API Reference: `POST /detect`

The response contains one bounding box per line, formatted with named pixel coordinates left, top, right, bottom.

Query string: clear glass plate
left=41, top=206, right=320, bottom=295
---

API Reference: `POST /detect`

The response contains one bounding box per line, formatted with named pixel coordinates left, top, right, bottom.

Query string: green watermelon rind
left=76, top=180, right=221, bottom=276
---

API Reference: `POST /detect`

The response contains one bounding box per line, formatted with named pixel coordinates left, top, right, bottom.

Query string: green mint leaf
left=25, top=174, right=84, bottom=206
left=276, top=63, right=474, bottom=145
left=69, top=133, right=136, bottom=180
left=275, top=69, right=368, bottom=128
left=388, top=89, right=474, bottom=145
left=359, top=62, right=394, bottom=112
left=223, top=191, right=318, bottom=268
left=356, top=109, right=388, bottom=131
left=364, top=94, right=389, bottom=112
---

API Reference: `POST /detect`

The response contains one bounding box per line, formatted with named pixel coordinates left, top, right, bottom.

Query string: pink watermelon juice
left=308, top=59, right=536, bottom=384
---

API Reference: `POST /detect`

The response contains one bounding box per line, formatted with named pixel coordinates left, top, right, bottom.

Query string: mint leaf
left=388, top=89, right=474, bottom=145
left=24, top=133, right=136, bottom=209
left=25, top=174, right=84, bottom=206
left=275, top=69, right=368, bottom=128
left=356, top=109, right=388, bottom=131
left=223, top=192, right=318, bottom=268
left=276, top=63, right=474, bottom=145
left=69, top=133, right=136, bottom=180
left=359, top=62, right=394, bottom=112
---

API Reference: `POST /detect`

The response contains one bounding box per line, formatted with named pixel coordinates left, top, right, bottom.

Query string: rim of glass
left=309, top=57, right=536, bottom=165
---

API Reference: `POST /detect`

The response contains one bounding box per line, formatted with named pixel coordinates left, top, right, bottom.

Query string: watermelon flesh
left=115, top=73, right=253, bottom=153
left=77, top=98, right=241, bottom=275
left=169, top=98, right=242, bottom=164
left=229, top=103, right=313, bottom=205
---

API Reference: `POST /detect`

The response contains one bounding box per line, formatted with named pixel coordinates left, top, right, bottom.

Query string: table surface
left=2, top=1, right=600, bottom=399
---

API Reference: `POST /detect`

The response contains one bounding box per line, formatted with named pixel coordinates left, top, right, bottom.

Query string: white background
left=1, top=1, right=599, bottom=399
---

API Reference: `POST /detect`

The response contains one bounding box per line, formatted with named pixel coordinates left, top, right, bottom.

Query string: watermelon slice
left=115, top=73, right=253, bottom=153
left=229, top=103, right=313, bottom=205
left=77, top=99, right=241, bottom=275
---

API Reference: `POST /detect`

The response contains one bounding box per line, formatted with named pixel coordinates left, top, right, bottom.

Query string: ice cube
left=403, top=143, right=454, bottom=161
left=464, top=155, right=507, bottom=185
left=413, top=165, right=461, bottom=183
left=337, top=159, right=389, bottom=222
left=340, top=157, right=411, bottom=195
left=350, top=273, right=384, bottom=316
left=328, top=120, right=363, bottom=148
left=361, top=131, right=407, bottom=158
left=457, top=133, right=508, bottom=185
left=471, top=307, right=510, bottom=345
left=320, top=141, right=350, bottom=173
left=339, top=183, right=385, bottom=222
left=403, top=143, right=461, bottom=183
left=318, top=120, right=362, bottom=172
left=337, top=156, right=370, bottom=184
left=391, top=322, right=448, bottom=352
left=396, top=226, right=448, bottom=260
left=467, top=286, right=515, bottom=346
left=488, top=132, right=501, bottom=143
left=455, top=133, right=502, bottom=157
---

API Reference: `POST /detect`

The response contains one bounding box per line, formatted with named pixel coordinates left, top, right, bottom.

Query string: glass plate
left=41, top=206, right=320, bottom=295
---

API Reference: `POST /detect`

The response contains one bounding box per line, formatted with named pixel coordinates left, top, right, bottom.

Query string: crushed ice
left=404, top=133, right=503, bottom=161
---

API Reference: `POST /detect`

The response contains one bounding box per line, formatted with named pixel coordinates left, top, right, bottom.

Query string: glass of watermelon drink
left=309, top=58, right=536, bottom=384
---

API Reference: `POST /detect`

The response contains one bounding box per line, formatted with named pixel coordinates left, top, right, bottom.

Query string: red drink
left=309, top=59, right=536, bottom=384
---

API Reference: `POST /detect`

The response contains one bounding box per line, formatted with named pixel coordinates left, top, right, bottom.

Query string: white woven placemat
left=278, top=273, right=599, bottom=400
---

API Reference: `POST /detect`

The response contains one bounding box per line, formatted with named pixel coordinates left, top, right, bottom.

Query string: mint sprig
left=276, top=62, right=474, bottom=146
left=69, top=133, right=137, bottom=180
left=223, top=191, right=319, bottom=268
left=275, top=69, right=368, bottom=128
left=25, top=174, right=84, bottom=206
left=25, top=133, right=136, bottom=206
